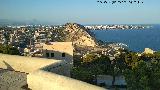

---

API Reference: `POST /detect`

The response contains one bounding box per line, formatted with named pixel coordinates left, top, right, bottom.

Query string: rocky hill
left=64, top=23, right=97, bottom=47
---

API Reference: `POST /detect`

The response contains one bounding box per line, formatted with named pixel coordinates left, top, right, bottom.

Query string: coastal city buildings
left=85, top=25, right=151, bottom=30
left=0, top=23, right=159, bottom=90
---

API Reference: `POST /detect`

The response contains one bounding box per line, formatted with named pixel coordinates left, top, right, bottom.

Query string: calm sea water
left=91, top=24, right=160, bottom=52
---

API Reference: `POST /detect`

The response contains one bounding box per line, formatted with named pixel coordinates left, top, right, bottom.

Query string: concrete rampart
left=28, top=70, right=106, bottom=90
left=0, top=54, right=64, bottom=73
left=0, top=54, right=106, bottom=90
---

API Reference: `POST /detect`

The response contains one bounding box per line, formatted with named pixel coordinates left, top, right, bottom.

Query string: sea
left=90, top=24, right=160, bottom=52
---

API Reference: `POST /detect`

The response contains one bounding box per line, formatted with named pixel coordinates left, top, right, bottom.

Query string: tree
left=91, top=55, right=111, bottom=75
left=71, top=54, right=111, bottom=84
left=124, top=52, right=139, bottom=68
left=82, top=53, right=98, bottom=63
left=8, top=46, right=20, bottom=55
left=0, top=44, right=3, bottom=53
left=0, top=44, right=20, bottom=55
left=140, top=53, right=154, bottom=62
left=154, top=51, right=160, bottom=60
left=148, top=62, right=160, bottom=89
left=124, top=61, right=150, bottom=90
left=124, top=60, right=160, bottom=90
left=71, top=66, right=94, bottom=84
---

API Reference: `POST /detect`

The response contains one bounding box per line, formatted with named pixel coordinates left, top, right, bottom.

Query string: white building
left=143, top=48, right=155, bottom=54
left=42, top=42, right=73, bottom=64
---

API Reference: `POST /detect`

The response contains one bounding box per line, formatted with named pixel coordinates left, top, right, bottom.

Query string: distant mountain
left=0, top=19, right=56, bottom=26
left=0, top=19, right=12, bottom=25
left=0, top=19, right=27, bottom=26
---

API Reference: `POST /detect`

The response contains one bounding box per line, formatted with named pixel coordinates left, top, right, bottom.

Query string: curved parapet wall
left=0, top=54, right=106, bottom=90
left=0, top=54, right=64, bottom=73
left=28, top=70, right=106, bottom=90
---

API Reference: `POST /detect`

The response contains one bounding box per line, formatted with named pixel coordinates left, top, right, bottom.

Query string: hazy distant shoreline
left=85, top=24, right=152, bottom=30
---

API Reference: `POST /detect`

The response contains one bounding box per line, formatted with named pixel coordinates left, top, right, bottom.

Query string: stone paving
left=0, top=69, right=28, bottom=90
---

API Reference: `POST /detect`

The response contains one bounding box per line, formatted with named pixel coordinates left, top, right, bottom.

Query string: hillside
left=64, top=23, right=97, bottom=47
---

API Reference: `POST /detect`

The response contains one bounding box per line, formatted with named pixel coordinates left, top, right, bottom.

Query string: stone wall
left=0, top=69, right=27, bottom=90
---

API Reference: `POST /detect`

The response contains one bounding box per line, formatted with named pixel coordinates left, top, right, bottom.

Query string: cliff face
left=64, top=23, right=97, bottom=47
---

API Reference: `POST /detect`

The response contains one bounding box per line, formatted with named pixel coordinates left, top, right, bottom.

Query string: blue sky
left=0, top=0, right=160, bottom=24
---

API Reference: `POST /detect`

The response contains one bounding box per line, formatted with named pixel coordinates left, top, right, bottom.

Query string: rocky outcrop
left=64, top=23, right=97, bottom=47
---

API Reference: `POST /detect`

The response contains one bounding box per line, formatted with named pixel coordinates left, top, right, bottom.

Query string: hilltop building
left=143, top=48, right=155, bottom=54
left=42, top=42, right=73, bottom=64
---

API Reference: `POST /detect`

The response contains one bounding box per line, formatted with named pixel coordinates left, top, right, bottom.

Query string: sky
left=0, top=0, right=160, bottom=24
